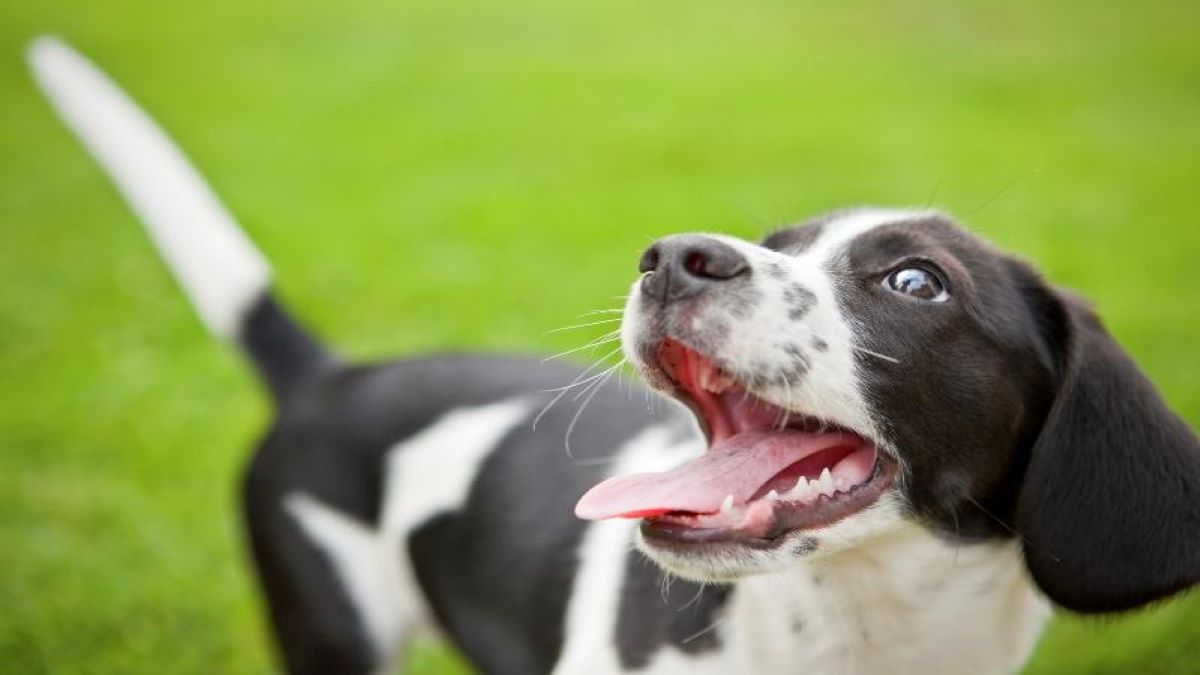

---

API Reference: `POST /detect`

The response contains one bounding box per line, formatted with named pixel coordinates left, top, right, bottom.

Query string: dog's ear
left=1015, top=290, right=1200, bottom=613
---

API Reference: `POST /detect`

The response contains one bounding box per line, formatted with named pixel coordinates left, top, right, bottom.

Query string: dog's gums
left=575, top=340, right=897, bottom=546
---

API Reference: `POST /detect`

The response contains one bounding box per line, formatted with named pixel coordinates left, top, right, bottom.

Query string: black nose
left=638, top=235, right=750, bottom=302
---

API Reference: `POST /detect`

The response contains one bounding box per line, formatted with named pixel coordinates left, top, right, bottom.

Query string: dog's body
left=30, top=39, right=1200, bottom=675
left=248, top=346, right=1048, bottom=675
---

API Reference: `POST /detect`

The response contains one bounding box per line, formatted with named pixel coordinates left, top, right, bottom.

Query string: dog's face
left=576, top=208, right=1200, bottom=614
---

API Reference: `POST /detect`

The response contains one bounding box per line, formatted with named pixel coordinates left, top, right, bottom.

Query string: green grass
left=2, top=0, right=1198, bottom=672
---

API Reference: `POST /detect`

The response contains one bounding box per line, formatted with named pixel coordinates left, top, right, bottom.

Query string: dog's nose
left=638, top=235, right=749, bottom=302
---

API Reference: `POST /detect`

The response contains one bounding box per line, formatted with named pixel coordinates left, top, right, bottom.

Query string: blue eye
left=884, top=267, right=949, bottom=302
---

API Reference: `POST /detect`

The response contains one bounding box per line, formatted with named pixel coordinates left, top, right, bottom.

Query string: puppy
left=30, top=38, right=1200, bottom=675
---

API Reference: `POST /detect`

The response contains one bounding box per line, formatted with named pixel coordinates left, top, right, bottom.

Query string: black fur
left=614, top=552, right=731, bottom=668
left=239, top=293, right=336, bottom=404
left=765, top=213, right=1200, bottom=612
left=241, top=351, right=694, bottom=674
left=818, top=216, right=1060, bottom=539
left=1015, top=294, right=1200, bottom=612
left=409, top=373, right=674, bottom=672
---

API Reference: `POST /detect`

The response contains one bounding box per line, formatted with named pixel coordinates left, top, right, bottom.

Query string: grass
left=1, top=0, right=1198, bottom=672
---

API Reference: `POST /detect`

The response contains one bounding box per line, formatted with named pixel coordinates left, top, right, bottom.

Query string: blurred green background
left=2, top=0, right=1198, bottom=672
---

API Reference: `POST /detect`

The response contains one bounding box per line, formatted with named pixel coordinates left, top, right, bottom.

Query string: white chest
left=556, top=524, right=1050, bottom=675
left=723, top=538, right=1049, bottom=675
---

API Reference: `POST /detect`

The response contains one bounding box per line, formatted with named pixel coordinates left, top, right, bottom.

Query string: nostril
left=682, top=244, right=748, bottom=280
left=684, top=251, right=708, bottom=277
left=639, top=235, right=749, bottom=302
left=638, top=245, right=661, bottom=274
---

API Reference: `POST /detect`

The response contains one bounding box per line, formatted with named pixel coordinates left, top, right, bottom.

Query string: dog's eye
left=884, top=267, right=949, bottom=302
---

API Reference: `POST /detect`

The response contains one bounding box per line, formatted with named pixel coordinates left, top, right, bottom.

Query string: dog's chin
left=633, top=527, right=817, bottom=582
left=631, top=492, right=907, bottom=583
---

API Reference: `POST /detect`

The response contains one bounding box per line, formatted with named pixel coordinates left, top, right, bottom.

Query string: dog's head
left=576, top=208, right=1200, bottom=614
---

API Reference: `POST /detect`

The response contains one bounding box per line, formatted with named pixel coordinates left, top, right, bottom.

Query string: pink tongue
left=575, top=431, right=851, bottom=520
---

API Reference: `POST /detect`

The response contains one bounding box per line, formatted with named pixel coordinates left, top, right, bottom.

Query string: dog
left=30, top=38, right=1200, bottom=675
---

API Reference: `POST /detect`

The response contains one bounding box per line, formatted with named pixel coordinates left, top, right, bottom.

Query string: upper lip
left=652, top=338, right=852, bottom=443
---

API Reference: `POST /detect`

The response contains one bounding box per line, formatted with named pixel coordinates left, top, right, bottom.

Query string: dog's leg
left=243, top=463, right=411, bottom=674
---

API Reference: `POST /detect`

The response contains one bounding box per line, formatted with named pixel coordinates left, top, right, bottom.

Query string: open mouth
left=575, top=339, right=896, bottom=548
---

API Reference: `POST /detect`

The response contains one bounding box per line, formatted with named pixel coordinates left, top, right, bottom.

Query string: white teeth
left=719, top=494, right=735, bottom=516
left=698, top=363, right=735, bottom=395
left=788, top=477, right=812, bottom=501
left=765, top=469, right=849, bottom=505
left=817, top=468, right=834, bottom=497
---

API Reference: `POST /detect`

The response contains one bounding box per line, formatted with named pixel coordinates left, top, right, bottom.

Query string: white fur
left=287, top=398, right=534, bottom=669
left=716, top=527, right=1049, bottom=675
left=802, top=208, right=936, bottom=264
left=380, top=397, right=533, bottom=533
left=27, top=37, right=270, bottom=339
left=555, top=426, right=715, bottom=674
left=284, top=493, right=405, bottom=665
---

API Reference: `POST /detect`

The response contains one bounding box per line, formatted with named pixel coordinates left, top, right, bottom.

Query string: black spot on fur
left=811, top=336, right=828, bottom=352
left=783, top=284, right=816, bottom=321
left=792, top=537, right=819, bottom=556
left=615, top=553, right=733, bottom=668
left=780, top=343, right=811, bottom=380
left=727, top=287, right=762, bottom=320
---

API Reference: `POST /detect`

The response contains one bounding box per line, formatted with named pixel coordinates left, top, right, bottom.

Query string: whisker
left=681, top=616, right=729, bottom=644
left=542, top=366, right=618, bottom=395
left=962, top=495, right=1060, bottom=563
left=540, top=346, right=625, bottom=393
left=540, top=332, right=621, bottom=364
left=660, top=570, right=675, bottom=603
left=961, top=172, right=1032, bottom=219
left=573, top=364, right=620, bottom=401
left=578, top=308, right=625, bottom=317
left=951, top=507, right=962, bottom=567
left=542, top=318, right=622, bottom=336
left=924, top=176, right=946, bottom=209
left=532, top=347, right=624, bottom=430
left=853, top=346, right=900, bottom=364
left=564, top=362, right=624, bottom=457
left=810, top=330, right=901, bottom=366
left=571, top=456, right=616, bottom=467
left=778, top=378, right=794, bottom=430
left=678, top=583, right=707, bottom=612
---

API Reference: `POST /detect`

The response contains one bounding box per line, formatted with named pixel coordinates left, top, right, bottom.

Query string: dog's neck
left=727, top=526, right=1050, bottom=675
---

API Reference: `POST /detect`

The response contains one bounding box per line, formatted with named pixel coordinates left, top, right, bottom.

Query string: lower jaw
left=639, top=457, right=897, bottom=552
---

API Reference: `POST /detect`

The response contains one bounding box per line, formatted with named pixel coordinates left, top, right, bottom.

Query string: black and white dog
left=32, top=38, right=1200, bottom=675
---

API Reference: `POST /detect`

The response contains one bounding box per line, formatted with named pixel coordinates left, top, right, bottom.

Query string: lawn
left=1, top=0, right=1198, bottom=672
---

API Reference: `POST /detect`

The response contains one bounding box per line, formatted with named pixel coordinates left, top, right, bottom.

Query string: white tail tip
left=27, top=35, right=271, bottom=340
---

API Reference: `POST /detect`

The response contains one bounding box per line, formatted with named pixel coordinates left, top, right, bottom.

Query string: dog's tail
left=28, top=36, right=335, bottom=404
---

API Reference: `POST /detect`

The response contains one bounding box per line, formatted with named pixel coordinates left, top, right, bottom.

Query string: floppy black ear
left=1015, top=292, right=1200, bottom=613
